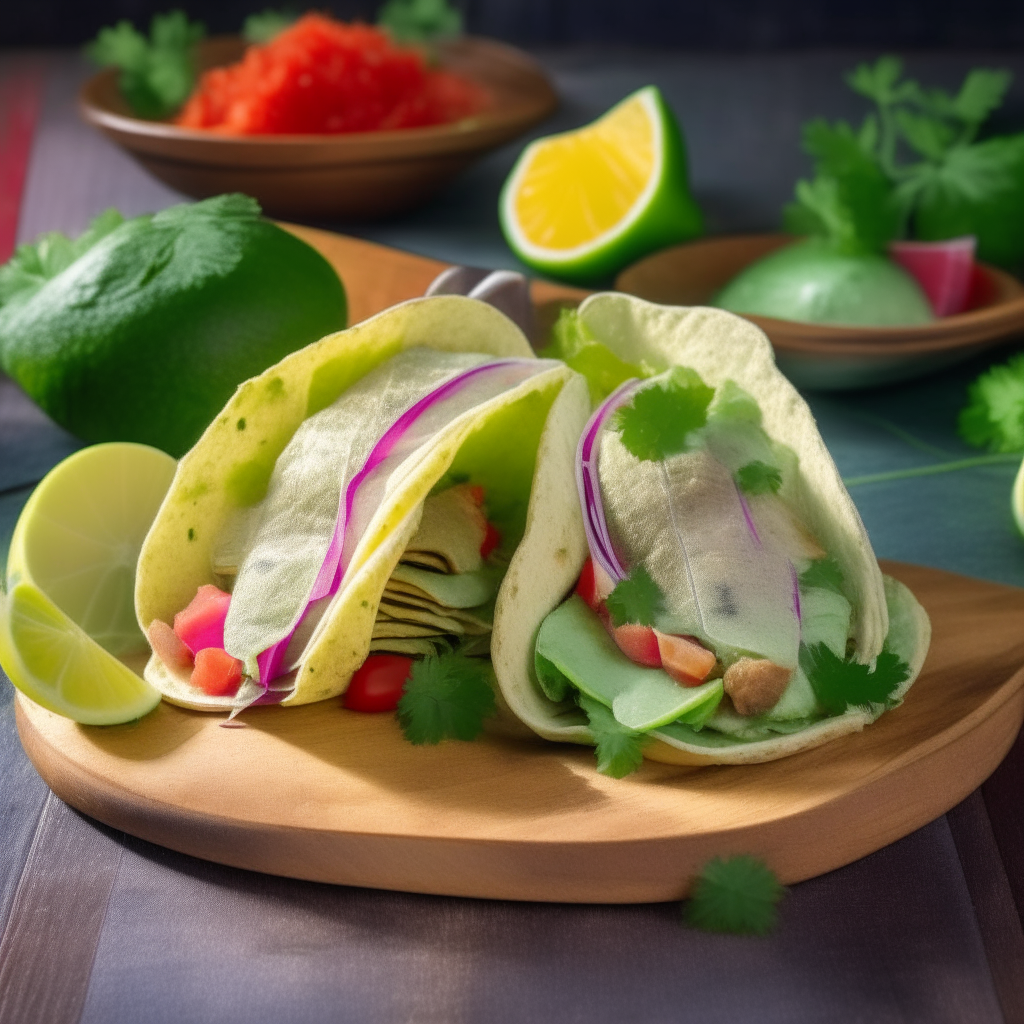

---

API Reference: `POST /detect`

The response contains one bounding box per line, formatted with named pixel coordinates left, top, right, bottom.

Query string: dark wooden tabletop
left=0, top=48, right=1023, bottom=1024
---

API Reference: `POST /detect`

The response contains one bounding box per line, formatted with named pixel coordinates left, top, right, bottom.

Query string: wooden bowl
left=615, top=234, right=1024, bottom=390
left=79, top=36, right=557, bottom=220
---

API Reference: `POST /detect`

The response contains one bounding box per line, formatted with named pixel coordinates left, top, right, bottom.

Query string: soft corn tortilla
left=137, top=295, right=592, bottom=710
left=490, top=293, right=932, bottom=765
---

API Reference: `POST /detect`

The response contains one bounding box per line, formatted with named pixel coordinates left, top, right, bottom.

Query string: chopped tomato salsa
left=176, top=14, right=489, bottom=135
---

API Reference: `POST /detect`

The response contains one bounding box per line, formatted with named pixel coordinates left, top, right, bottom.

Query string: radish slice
left=889, top=237, right=976, bottom=317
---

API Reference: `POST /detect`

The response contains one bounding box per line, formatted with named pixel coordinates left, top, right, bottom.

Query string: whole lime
left=0, top=195, right=346, bottom=457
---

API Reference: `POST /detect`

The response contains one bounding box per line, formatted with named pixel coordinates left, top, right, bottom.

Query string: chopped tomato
left=344, top=654, right=414, bottom=713
left=655, top=631, right=716, bottom=686
left=610, top=622, right=662, bottom=668
left=147, top=619, right=194, bottom=671
left=480, top=521, right=502, bottom=559
left=173, top=584, right=232, bottom=655
left=575, top=556, right=615, bottom=611
left=191, top=647, right=243, bottom=697
left=468, top=485, right=486, bottom=506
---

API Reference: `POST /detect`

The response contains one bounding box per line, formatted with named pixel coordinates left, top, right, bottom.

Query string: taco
left=135, top=295, right=590, bottom=713
left=490, top=293, right=931, bottom=772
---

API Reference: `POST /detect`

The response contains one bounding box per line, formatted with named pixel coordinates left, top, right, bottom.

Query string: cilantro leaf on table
left=243, top=9, right=298, bottom=44
left=378, top=0, right=462, bottom=43
left=958, top=353, right=1024, bottom=453
left=605, top=565, right=665, bottom=628
left=798, top=557, right=845, bottom=595
left=397, top=653, right=495, bottom=744
left=800, top=644, right=910, bottom=716
left=578, top=693, right=647, bottom=778
left=0, top=209, right=125, bottom=310
left=735, top=460, right=782, bottom=496
left=612, top=368, right=714, bottom=462
left=684, top=855, right=786, bottom=936
left=86, top=10, right=205, bottom=120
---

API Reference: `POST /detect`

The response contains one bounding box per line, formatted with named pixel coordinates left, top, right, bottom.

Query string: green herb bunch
left=786, top=57, right=1024, bottom=269
left=87, top=10, right=206, bottom=120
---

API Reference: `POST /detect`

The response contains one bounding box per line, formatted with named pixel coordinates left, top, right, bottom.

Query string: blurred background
left=5, top=0, right=1024, bottom=48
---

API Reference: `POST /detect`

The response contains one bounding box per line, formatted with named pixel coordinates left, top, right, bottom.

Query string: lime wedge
left=1, top=443, right=177, bottom=724
left=499, top=85, right=702, bottom=283
left=1013, top=456, right=1024, bottom=539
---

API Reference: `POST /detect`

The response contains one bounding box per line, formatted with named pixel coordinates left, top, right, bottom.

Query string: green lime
left=499, top=86, right=702, bottom=284
left=1, top=442, right=176, bottom=723
left=1013, top=456, right=1024, bottom=539
left=0, top=195, right=347, bottom=457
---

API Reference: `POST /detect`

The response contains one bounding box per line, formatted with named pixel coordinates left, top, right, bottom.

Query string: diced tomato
left=344, top=654, right=414, bottom=713
left=147, top=619, right=194, bottom=671
left=173, top=584, right=232, bottom=655
left=468, top=485, right=485, bottom=507
left=610, top=622, right=662, bottom=668
left=889, top=237, right=976, bottom=317
left=480, top=521, right=502, bottom=559
left=655, top=631, right=717, bottom=686
left=191, top=647, right=243, bottom=697
left=575, top=556, right=616, bottom=611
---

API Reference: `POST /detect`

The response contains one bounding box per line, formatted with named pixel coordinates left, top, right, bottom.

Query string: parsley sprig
left=397, top=652, right=496, bottom=744
left=605, top=565, right=665, bottom=628
left=735, top=460, right=782, bottom=496
left=612, top=368, right=715, bottom=463
left=800, top=644, right=910, bottom=716
left=786, top=57, right=1024, bottom=269
left=87, top=10, right=205, bottom=120
left=684, top=855, right=786, bottom=936
left=958, top=353, right=1024, bottom=454
left=578, top=693, right=647, bottom=778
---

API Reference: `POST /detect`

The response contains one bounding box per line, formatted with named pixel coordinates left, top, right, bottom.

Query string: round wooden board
left=16, top=562, right=1024, bottom=903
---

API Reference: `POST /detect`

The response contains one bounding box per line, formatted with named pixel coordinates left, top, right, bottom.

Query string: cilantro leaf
left=800, top=643, right=910, bottom=716
left=541, top=308, right=650, bottom=403
left=86, top=10, right=205, bottom=119
left=952, top=69, right=1012, bottom=134
left=243, top=9, right=298, bottom=44
left=846, top=56, right=912, bottom=107
left=735, top=460, right=782, bottom=495
left=958, top=353, right=1024, bottom=453
left=798, top=557, right=845, bottom=594
left=612, top=368, right=714, bottom=462
left=378, top=0, right=462, bottom=42
left=397, top=653, right=496, bottom=744
left=783, top=119, right=900, bottom=254
left=684, top=855, right=786, bottom=936
left=0, top=209, right=125, bottom=310
left=578, top=693, right=647, bottom=778
left=605, top=565, right=665, bottom=628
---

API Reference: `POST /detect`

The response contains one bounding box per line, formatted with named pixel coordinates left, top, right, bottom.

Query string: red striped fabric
left=0, top=60, right=46, bottom=263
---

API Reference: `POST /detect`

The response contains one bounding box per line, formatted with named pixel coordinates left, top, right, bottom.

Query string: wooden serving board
left=16, top=562, right=1024, bottom=903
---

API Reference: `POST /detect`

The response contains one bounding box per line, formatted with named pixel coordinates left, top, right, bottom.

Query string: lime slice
left=1013, top=456, right=1024, bottom=539
left=1, top=443, right=177, bottom=724
left=499, top=85, right=702, bottom=283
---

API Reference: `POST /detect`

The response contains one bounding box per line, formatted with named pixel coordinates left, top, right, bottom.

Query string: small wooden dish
left=616, top=235, right=1024, bottom=390
left=79, top=36, right=557, bottom=220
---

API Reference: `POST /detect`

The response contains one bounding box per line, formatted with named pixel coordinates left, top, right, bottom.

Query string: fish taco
left=135, top=295, right=590, bottom=713
left=491, top=293, right=931, bottom=772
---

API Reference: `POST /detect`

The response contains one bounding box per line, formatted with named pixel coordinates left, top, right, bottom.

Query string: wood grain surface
left=16, top=562, right=1024, bottom=902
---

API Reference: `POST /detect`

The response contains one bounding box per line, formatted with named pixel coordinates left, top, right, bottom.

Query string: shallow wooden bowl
left=79, top=36, right=557, bottom=220
left=616, top=234, right=1024, bottom=390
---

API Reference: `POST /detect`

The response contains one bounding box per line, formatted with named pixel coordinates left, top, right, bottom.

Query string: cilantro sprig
left=798, top=557, right=845, bottom=594
left=378, top=0, right=463, bottom=43
left=787, top=56, right=1024, bottom=269
left=86, top=10, right=205, bottom=120
left=684, top=855, right=786, bottom=936
left=800, top=644, right=910, bottom=716
left=735, top=460, right=782, bottom=496
left=605, top=565, right=665, bottom=628
left=578, top=693, right=647, bottom=778
left=397, top=652, right=496, bottom=744
left=958, top=353, right=1024, bottom=453
left=612, top=368, right=715, bottom=462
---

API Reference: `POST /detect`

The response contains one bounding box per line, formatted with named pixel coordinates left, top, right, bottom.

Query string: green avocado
left=0, top=195, right=347, bottom=457
left=712, top=238, right=933, bottom=327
